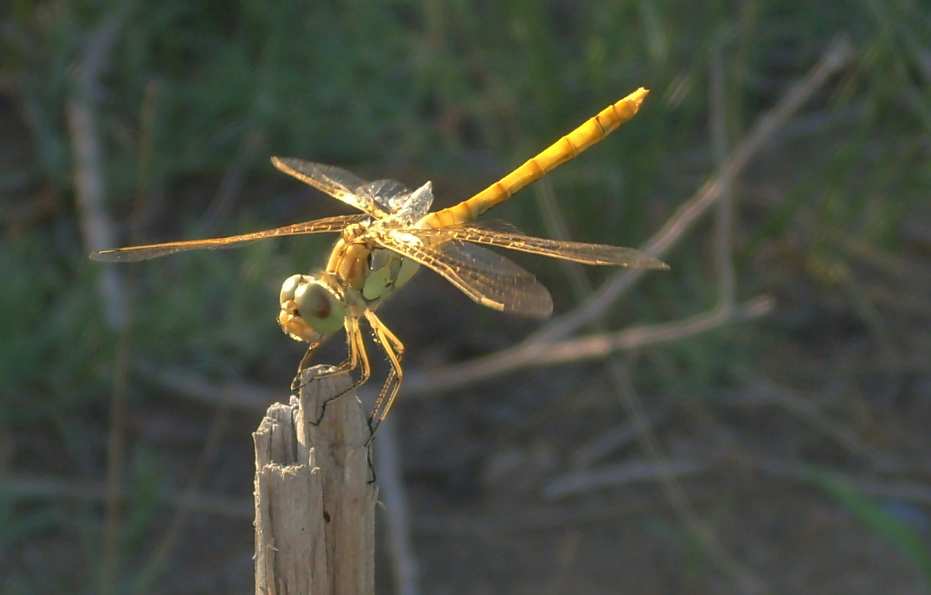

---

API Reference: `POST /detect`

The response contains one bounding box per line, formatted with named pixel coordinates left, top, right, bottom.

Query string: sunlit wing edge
left=89, top=214, right=365, bottom=263
left=270, top=156, right=387, bottom=217
left=413, top=222, right=669, bottom=270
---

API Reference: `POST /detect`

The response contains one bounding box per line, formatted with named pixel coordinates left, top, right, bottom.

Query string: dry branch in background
left=254, top=366, right=375, bottom=595
left=375, top=421, right=422, bottom=595
left=135, top=293, right=772, bottom=411
left=711, top=40, right=736, bottom=312
left=67, top=12, right=130, bottom=593
left=404, top=296, right=773, bottom=396
left=544, top=458, right=710, bottom=500
left=14, top=453, right=931, bottom=520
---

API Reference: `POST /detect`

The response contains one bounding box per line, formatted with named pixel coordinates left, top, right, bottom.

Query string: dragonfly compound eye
left=295, top=282, right=344, bottom=325
left=279, top=274, right=309, bottom=305
left=277, top=274, right=342, bottom=343
left=291, top=279, right=345, bottom=336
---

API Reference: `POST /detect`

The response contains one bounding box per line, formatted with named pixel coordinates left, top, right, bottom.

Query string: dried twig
left=534, top=179, right=592, bottom=298
left=17, top=451, right=931, bottom=525
left=69, top=15, right=128, bottom=331
left=135, top=296, right=772, bottom=410
left=404, top=296, right=773, bottom=397
left=751, top=457, right=931, bottom=505
left=527, top=295, right=772, bottom=365
left=4, top=474, right=249, bottom=518
left=131, top=409, right=231, bottom=593
left=545, top=458, right=709, bottom=500
left=726, top=376, right=905, bottom=472
left=711, top=41, right=736, bottom=312
left=67, top=11, right=130, bottom=593
left=543, top=451, right=931, bottom=508
left=375, top=421, right=421, bottom=595
left=569, top=405, right=673, bottom=469
left=200, top=128, right=266, bottom=234
left=135, top=360, right=276, bottom=412
left=609, top=360, right=769, bottom=594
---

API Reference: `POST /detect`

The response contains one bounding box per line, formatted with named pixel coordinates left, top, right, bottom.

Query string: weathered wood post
left=253, top=366, right=376, bottom=595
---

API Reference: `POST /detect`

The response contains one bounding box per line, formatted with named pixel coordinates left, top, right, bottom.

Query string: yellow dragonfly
left=91, top=87, right=667, bottom=432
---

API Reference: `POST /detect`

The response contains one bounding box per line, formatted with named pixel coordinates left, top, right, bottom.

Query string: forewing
left=375, top=230, right=553, bottom=318
left=271, top=156, right=388, bottom=217
left=416, top=220, right=668, bottom=269
left=90, top=214, right=365, bottom=262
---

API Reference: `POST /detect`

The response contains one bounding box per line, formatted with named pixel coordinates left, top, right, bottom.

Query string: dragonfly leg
left=291, top=315, right=364, bottom=389
left=290, top=340, right=323, bottom=392
left=363, top=310, right=405, bottom=443
left=308, top=316, right=373, bottom=426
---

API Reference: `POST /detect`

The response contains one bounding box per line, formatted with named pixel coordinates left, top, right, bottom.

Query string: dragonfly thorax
left=277, top=274, right=346, bottom=343
left=340, top=220, right=371, bottom=243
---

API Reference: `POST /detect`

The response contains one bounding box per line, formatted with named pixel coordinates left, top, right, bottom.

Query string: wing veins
left=376, top=232, right=553, bottom=317
left=414, top=222, right=668, bottom=269
left=270, top=156, right=389, bottom=217
left=90, top=214, right=365, bottom=262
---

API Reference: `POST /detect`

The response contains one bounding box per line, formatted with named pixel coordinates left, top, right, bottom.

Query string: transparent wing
left=358, top=179, right=410, bottom=211
left=375, top=230, right=553, bottom=318
left=271, top=156, right=389, bottom=217
left=392, top=181, right=433, bottom=222
left=414, top=220, right=668, bottom=269
left=90, top=214, right=365, bottom=263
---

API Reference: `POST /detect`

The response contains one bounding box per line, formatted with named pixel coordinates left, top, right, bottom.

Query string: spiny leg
left=363, top=310, right=406, bottom=442
left=309, top=316, right=373, bottom=425
left=292, top=315, right=363, bottom=391
left=291, top=340, right=323, bottom=392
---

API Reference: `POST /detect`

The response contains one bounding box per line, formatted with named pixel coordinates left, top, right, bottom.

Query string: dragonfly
left=91, top=87, right=667, bottom=433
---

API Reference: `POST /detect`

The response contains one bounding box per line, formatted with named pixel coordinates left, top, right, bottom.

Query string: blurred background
left=2, top=1, right=930, bottom=593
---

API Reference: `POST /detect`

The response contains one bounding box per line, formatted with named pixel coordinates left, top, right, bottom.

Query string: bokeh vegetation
left=2, top=0, right=929, bottom=593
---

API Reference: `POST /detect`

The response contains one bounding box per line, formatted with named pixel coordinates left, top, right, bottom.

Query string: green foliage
left=0, top=234, right=108, bottom=421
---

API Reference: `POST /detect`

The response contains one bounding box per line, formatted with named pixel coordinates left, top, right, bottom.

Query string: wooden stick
left=253, top=366, right=376, bottom=595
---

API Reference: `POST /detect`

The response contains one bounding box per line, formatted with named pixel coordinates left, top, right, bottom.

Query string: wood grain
left=254, top=366, right=375, bottom=595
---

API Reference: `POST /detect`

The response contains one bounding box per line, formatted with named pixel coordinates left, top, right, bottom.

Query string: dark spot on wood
left=323, top=510, right=331, bottom=523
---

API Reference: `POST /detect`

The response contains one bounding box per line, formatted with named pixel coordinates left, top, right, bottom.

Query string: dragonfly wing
left=375, top=230, right=553, bottom=318
left=90, top=214, right=365, bottom=262
left=358, top=179, right=434, bottom=222
left=416, top=220, right=669, bottom=269
left=271, top=156, right=389, bottom=217
left=357, top=179, right=410, bottom=211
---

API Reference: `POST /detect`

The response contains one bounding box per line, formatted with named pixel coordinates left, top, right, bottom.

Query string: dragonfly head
left=277, top=274, right=346, bottom=343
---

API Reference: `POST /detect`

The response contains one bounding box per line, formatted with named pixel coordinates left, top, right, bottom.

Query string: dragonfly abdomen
left=423, top=87, right=649, bottom=228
